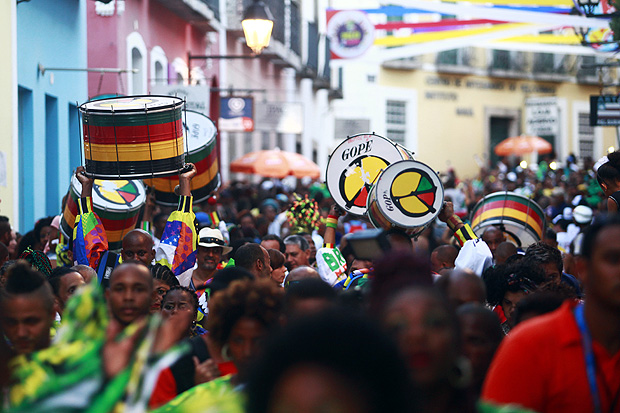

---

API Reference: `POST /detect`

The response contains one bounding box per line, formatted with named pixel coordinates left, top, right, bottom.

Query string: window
left=491, top=50, right=511, bottom=71
left=578, top=112, right=595, bottom=160
left=131, top=48, right=144, bottom=94
left=151, top=46, right=168, bottom=86
left=386, top=100, right=406, bottom=144
left=45, top=95, right=59, bottom=217
left=262, top=132, right=271, bottom=150
left=127, top=32, right=147, bottom=93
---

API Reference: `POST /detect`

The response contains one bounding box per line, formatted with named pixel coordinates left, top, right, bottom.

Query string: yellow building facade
left=378, top=55, right=617, bottom=178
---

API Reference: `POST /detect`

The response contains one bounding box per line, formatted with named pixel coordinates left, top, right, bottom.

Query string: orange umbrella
left=494, top=135, right=553, bottom=156
left=230, top=149, right=321, bottom=179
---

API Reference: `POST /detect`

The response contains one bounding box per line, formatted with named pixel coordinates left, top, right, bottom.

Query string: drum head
left=370, top=160, right=444, bottom=229
left=70, top=175, right=147, bottom=212
left=326, top=133, right=411, bottom=216
left=184, top=110, right=217, bottom=153
left=80, top=95, right=183, bottom=113
left=470, top=191, right=545, bottom=248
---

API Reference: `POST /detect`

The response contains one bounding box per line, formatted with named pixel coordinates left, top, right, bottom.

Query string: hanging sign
left=219, top=97, right=254, bottom=132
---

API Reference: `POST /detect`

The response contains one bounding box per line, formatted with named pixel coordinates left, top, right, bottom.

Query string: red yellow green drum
left=80, top=95, right=185, bottom=179
left=470, top=191, right=546, bottom=248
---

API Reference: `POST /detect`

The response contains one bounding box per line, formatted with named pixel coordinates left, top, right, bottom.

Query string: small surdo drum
left=366, top=160, right=444, bottom=238
left=326, top=133, right=413, bottom=216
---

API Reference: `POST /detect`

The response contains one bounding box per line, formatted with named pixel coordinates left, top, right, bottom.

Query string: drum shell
left=80, top=95, right=185, bottom=179
left=470, top=191, right=546, bottom=248
left=366, top=160, right=444, bottom=238
left=144, top=111, right=220, bottom=206
left=326, top=133, right=414, bottom=216
left=60, top=176, right=146, bottom=252
left=367, top=183, right=425, bottom=237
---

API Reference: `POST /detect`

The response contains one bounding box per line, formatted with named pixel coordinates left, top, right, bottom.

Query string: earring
left=448, top=356, right=472, bottom=389
left=221, top=343, right=231, bottom=361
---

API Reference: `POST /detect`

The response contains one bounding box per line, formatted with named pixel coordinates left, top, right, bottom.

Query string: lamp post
left=187, top=0, right=274, bottom=84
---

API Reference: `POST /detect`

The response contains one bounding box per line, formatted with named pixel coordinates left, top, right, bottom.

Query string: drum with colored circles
left=60, top=175, right=147, bottom=251
left=80, top=95, right=185, bottom=179
left=366, top=160, right=444, bottom=238
left=326, top=133, right=414, bottom=216
left=470, top=191, right=545, bottom=248
left=144, top=110, right=220, bottom=206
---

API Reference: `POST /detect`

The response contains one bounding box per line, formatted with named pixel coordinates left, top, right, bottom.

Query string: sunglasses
left=200, top=237, right=225, bottom=246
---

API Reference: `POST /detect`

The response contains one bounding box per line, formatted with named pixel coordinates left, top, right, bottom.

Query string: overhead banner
left=219, top=97, right=254, bottom=132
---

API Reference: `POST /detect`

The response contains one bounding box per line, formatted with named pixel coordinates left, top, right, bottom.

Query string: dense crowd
left=0, top=151, right=619, bottom=413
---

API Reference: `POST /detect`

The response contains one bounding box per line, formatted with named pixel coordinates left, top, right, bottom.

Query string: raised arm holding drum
left=73, top=164, right=198, bottom=286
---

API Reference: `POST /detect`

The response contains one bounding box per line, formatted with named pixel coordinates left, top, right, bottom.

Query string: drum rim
left=470, top=191, right=546, bottom=223
left=79, top=94, right=185, bottom=113
left=368, top=159, right=444, bottom=229
left=184, top=109, right=218, bottom=154
left=326, top=132, right=407, bottom=216
left=70, top=174, right=148, bottom=212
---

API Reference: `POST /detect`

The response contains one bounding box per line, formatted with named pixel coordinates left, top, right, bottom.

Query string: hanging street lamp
left=242, top=0, right=275, bottom=55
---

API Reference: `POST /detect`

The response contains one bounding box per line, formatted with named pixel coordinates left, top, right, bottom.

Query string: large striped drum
left=144, top=110, right=220, bottom=206
left=366, top=160, right=444, bottom=238
left=470, top=191, right=545, bottom=248
left=80, top=95, right=185, bottom=179
left=60, top=175, right=146, bottom=251
left=326, top=133, right=414, bottom=216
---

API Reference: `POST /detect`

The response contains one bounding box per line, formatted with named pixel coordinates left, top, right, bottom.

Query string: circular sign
left=327, top=10, right=375, bottom=59
left=326, top=134, right=412, bottom=216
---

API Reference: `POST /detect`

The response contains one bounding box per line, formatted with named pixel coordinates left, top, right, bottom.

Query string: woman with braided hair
left=18, top=247, right=53, bottom=278
left=150, top=263, right=180, bottom=313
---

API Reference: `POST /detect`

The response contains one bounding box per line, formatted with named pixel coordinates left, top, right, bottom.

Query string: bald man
left=481, top=227, right=506, bottom=259
left=430, top=245, right=459, bottom=273
left=121, top=229, right=155, bottom=267
left=494, top=241, right=517, bottom=266
left=106, top=263, right=153, bottom=326
left=286, top=266, right=321, bottom=286
left=437, top=269, right=487, bottom=308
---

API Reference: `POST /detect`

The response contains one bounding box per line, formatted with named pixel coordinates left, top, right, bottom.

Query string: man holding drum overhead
left=73, top=164, right=198, bottom=287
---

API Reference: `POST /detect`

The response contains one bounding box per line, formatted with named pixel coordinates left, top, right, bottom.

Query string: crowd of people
left=0, top=151, right=619, bottom=413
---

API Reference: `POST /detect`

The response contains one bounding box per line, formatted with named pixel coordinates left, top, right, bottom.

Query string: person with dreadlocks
left=482, top=261, right=545, bottom=334
left=19, top=247, right=53, bottom=278
left=72, top=164, right=198, bottom=286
